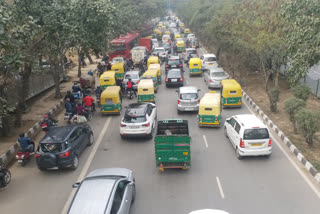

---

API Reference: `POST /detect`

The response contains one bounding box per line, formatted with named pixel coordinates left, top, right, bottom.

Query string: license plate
left=171, top=79, right=177, bottom=82
left=18, top=160, right=23, bottom=163
left=185, top=107, right=194, bottom=111
left=251, top=143, right=263, bottom=146
left=208, top=63, right=213, bottom=65
left=130, top=126, right=139, bottom=129
left=172, top=65, right=177, bottom=67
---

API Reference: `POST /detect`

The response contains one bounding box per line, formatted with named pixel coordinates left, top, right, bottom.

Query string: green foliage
left=268, top=87, right=280, bottom=112
left=284, top=97, right=306, bottom=133
left=281, top=0, right=320, bottom=85
left=0, top=97, right=15, bottom=129
left=291, top=84, right=311, bottom=101
left=295, top=108, right=320, bottom=146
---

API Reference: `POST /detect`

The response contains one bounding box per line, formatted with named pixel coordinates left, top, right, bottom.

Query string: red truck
left=139, top=38, right=152, bottom=53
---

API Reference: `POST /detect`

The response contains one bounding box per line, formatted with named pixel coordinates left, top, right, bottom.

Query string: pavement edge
left=0, top=99, right=65, bottom=167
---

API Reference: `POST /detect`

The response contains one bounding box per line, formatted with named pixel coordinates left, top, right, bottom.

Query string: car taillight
left=180, top=77, right=183, bottom=82
left=59, top=150, right=70, bottom=157
left=143, top=123, right=150, bottom=127
left=35, top=153, right=40, bottom=158
left=268, top=139, right=272, bottom=147
left=122, top=80, right=125, bottom=84
left=178, top=64, right=183, bottom=67
left=178, top=100, right=181, bottom=104
left=165, top=65, right=169, bottom=68
left=210, top=79, right=213, bottom=83
left=120, top=123, right=126, bottom=127
left=197, top=99, right=200, bottom=104
left=197, top=52, right=199, bottom=55
left=137, top=80, right=139, bottom=84
left=166, top=78, right=168, bottom=82
left=185, top=52, right=187, bottom=56
left=240, top=138, right=245, bottom=148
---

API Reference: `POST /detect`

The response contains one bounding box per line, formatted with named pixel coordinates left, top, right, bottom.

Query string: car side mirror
left=72, top=182, right=80, bottom=188
left=226, top=119, right=230, bottom=123
left=197, top=89, right=201, bottom=92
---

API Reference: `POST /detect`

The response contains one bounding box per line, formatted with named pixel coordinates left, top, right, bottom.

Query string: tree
left=295, top=108, right=320, bottom=146
left=268, top=87, right=280, bottom=112
left=284, top=98, right=305, bottom=134
left=291, top=84, right=311, bottom=101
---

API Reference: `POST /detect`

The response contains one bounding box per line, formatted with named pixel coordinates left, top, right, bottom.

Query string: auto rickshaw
left=165, top=30, right=171, bottom=36
left=154, top=28, right=162, bottom=37
left=147, top=56, right=159, bottom=68
left=142, top=69, right=158, bottom=93
left=174, top=34, right=181, bottom=40
left=189, top=58, right=202, bottom=76
left=148, top=63, right=161, bottom=84
left=137, top=79, right=155, bottom=103
left=221, top=79, right=242, bottom=108
left=184, top=28, right=191, bottom=37
left=176, top=40, right=185, bottom=53
left=111, top=62, right=125, bottom=80
left=198, top=91, right=221, bottom=127
left=100, top=86, right=122, bottom=115
left=100, top=71, right=116, bottom=90
left=161, top=25, right=166, bottom=30
left=179, top=23, right=185, bottom=28
left=158, top=23, right=163, bottom=28
left=79, top=74, right=95, bottom=91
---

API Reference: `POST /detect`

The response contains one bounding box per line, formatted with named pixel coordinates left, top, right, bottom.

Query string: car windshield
left=168, top=60, right=180, bottom=65
left=244, top=128, right=269, bottom=140
left=125, top=74, right=139, bottom=80
left=123, top=115, right=146, bottom=123
left=188, top=50, right=197, bottom=55
left=167, top=70, right=181, bottom=78
left=207, top=57, right=216, bottom=62
left=154, top=49, right=164, bottom=53
left=180, top=93, right=198, bottom=100
left=111, top=43, right=126, bottom=52
left=40, top=143, right=63, bottom=153
left=112, top=58, right=123, bottom=63
left=211, top=72, right=227, bottom=77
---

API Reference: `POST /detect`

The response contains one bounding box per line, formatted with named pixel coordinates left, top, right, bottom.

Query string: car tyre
left=265, top=154, right=271, bottom=159
left=38, top=167, right=46, bottom=171
left=87, top=132, right=94, bottom=146
left=224, top=127, right=228, bottom=138
left=71, top=155, right=79, bottom=170
left=147, top=132, right=153, bottom=139
left=177, top=109, right=181, bottom=114
left=2, top=169, right=11, bottom=185
left=236, top=148, right=243, bottom=160
left=120, top=134, right=126, bottom=140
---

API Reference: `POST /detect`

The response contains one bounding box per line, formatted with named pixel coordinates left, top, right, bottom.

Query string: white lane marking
left=216, top=176, right=225, bottom=199
left=61, top=117, right=112, bottom=214
left=243, top=101, right=320, bottom=199
left=203, top=135, right=209, bottom=148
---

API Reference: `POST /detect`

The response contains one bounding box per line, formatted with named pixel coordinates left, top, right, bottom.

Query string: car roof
left=168, top=69, right=181, bottom=73
left=68, top=178, right=116, bottom=214
left=202, top=54, right=216, bottom=58
left=234, top=114, right=267, bottom=129
left=154, top=47, right=165, bottom=50
left=40, top=125, right=81, bottom=143
left=209, top=67, right=225, bottom=73
left=169, top=56, right=180, bottom=60
left=86, top=167, right=131, bottom=179
left=125, top=103, right=148, bottom=116
left=179, top=86, right=198, bottom=93
left=125, top=71, right=140, bottom=75
left=132, top=46, right=146, bottom=50
left=186, top=48, right=196, bottom=51
left=189, top=210, right=230, bottom=214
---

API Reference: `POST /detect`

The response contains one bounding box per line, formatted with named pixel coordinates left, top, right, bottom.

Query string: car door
left=233, top=121, right=242, bottom=148
left=203, top=69, right=209, bottom=83
left=73, top=128, right=86, bottom=153
left=226, top=117, right=236, bottom=147
left=111, top=180, right=132, bottom=214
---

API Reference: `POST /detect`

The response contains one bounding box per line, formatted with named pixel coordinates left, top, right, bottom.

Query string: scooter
left=16, top=151, right=32, bottom=167
left=0, top=165, right=11, bottom=188
left=64, top=112, right=73, bottom=124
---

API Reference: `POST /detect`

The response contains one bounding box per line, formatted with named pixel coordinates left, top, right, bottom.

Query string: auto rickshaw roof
left=111, top=62, right=124, bottom=68
left=143, top=69, right=158, bottom=77
left=148, top=56, right=159, bottom=61
left=176, top=40, right=185, bottom=45
left=101, top=86, right=121, bottom=97
left=200, top=92, right=221, bottom=107
left=189, top=58, right=201, bottom=64
left=100, top=71, right=115, bottom=78
left=148, top=64, right=161, bottom=69
left=138, top=79, right=154, bottom=88
left=221, top=79, right=241, bottom=90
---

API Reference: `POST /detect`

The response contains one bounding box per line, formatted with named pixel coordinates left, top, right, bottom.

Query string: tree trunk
left=78, top=50, right=82, bottom=77
left=51, top=59, right=62, bottom=98
left=86, top=50, right=94, bottom=64
left=216, top=47, right=221, bottom=61
left=15, top=63, right=32, bottom=127
left=274, top=71, right=279, bottom=87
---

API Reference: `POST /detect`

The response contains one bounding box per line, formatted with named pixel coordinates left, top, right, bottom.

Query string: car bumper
left=239, top=147, right=272, bottom=156
left=36, top=157, right=74, bottom=169
left=120, top=126, right=152, bottom=136
left=208, top=82, right=222, bottom=88
left=166, top=82, right=183, bottom=87
left=177, top=105, right=199, bottom=111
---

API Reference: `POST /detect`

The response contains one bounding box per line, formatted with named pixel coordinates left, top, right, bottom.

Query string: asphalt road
left=1, top=45, right=320, bottom=214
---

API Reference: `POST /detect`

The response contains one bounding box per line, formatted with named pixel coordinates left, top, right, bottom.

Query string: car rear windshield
left=244, top=128, right=269, bottom=140
left=211, top=72, right=227, bottom=77
left=180, top=93, right=198, bottom=100
left=125, top=74, right=139, bottom=79
left=188, top=50, right=197, bottom=55
left=40, top=143, right=63, bottom=153
left=207, top=57, right=216, bottom=62
left=168, top=60, right=180, bottom=65
left=123, top=115, right=147, bottom=123
left=167, top=70, right=181, bottom=78
left=154, top=49, right=164, bottom=53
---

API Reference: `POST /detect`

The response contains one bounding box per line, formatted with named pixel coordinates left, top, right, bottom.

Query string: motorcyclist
left=64, top=91, right=75, bottom=104
left=72, top=83, right=82, bottom=94
left=106, top=62, right=112, bottom=71
left=95, top=86, right=103, bottom=99
left=87, top=69, right=94, bottom=76
left=127, top=58, right=134, bottom=70
left=65, top=98, right=73, bottom=113
left=18, top=133, right=35, bottom=153
left=41, top=115, right=57, bottom=133
left=76, top=103, right=89, bottom=119
left=126, top=78, right=136, bottom=97
left=97, top=62, right=104, bottom=77
left=83, top=94, right=95, bottom=111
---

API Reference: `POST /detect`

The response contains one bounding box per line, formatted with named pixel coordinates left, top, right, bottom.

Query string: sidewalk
left=0, top=60, right=99, bottom=157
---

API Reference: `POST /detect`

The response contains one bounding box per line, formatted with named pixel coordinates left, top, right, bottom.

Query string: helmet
left=44, top=115, right=49, bottom=118
left=19, top=132, right=25, bottom=138
left=73, top=82, right=77, bottom=85
left=66, top=98, right=70, bottom=102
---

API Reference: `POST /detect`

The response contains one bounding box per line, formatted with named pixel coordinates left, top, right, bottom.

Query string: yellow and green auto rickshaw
left=154, top=28, right=162, bottom=37
left=100, top=71, right=116, bottom=90
left=189, top=58, right=202, bottom=76
left=165, top=30, right=171, bottom=36
left=161, top=25, right=166, bottom=30
left=176, top=40, right=185, bottom=53
left=184, top=28, right=190, bottom=37
left=174, top=34, right=181, bottom=40
left=179, top=23, right=185, bottom=28
left=137, top=79, right=155, bottom=103
left=147, top=56, right=159, bottom=68
left=221, top=79, right=242, bottom=108
left=100, top=86, right=122, bottom=115
left=111, top=62, right=125, bottom=80
left=142, top=69, right=158, bottom=93
left=198, top=91, right=221, bottom=127
left=148, top=63, right=161, bottom=84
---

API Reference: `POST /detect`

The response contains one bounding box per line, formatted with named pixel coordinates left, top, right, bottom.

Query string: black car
left=165, top=56, right=183, bottom=74
left=166, top=69, right=184, bottom=87
left=35, top=124, right=93, bottom=171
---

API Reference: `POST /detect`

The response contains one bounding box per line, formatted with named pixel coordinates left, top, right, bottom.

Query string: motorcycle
left=0, top=165, right=11, bottom=188
left=16, top=151, right=32, bottom=167
left=64, top=112, right=73, bottom=124
left=41, top=120, right=57, bottom=134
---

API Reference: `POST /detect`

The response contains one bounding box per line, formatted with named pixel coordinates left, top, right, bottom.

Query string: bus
left=109, top=33, right=140, bottom=60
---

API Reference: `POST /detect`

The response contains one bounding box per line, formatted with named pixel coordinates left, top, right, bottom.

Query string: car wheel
left=38, top=167, right=46, bottom=171
left=177, top=109, right=181, bottom=114
left=120, top=134, right=126, bottom=140
left=265, top=154, right=271, bottom=159
left=147, top=132, right=153, bottom=139
left=224, top=127, right=228, bottom=138
left=3, top=169, right=11, bottom=185
left=71, top=155, right=79, bottom=170
left=236, top=148, right=243, bottom=160
left=87, top=132, right=94, bottom=146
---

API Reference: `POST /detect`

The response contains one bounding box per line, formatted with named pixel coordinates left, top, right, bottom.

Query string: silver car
left=177, top=86, right=200, bottom=113
left=68, top=168, right=136, bottom=214
left=203, top=67, right=229, bottom=88
left=123, top=71, right=140, bottom=90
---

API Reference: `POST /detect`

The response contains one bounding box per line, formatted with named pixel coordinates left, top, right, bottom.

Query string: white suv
left=224, top=114, right=272, bottom=159
left=120, top=103, right=157, bottom=139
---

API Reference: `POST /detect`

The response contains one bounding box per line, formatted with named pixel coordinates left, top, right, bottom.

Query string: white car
left=200, top=54, right=218, bottom=67
left=151, top=39, right=159, bottom=48
left=189, top=210, right=230, bottom=214
left=120, top=103, right=157, bottom=139
left=152, top=47, right=168, bottom=61
left=187, top=33, right=195, bottom=40
left=110, top=57, right=125, bottom=66
left=224, top=114, right=272, bottom=159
